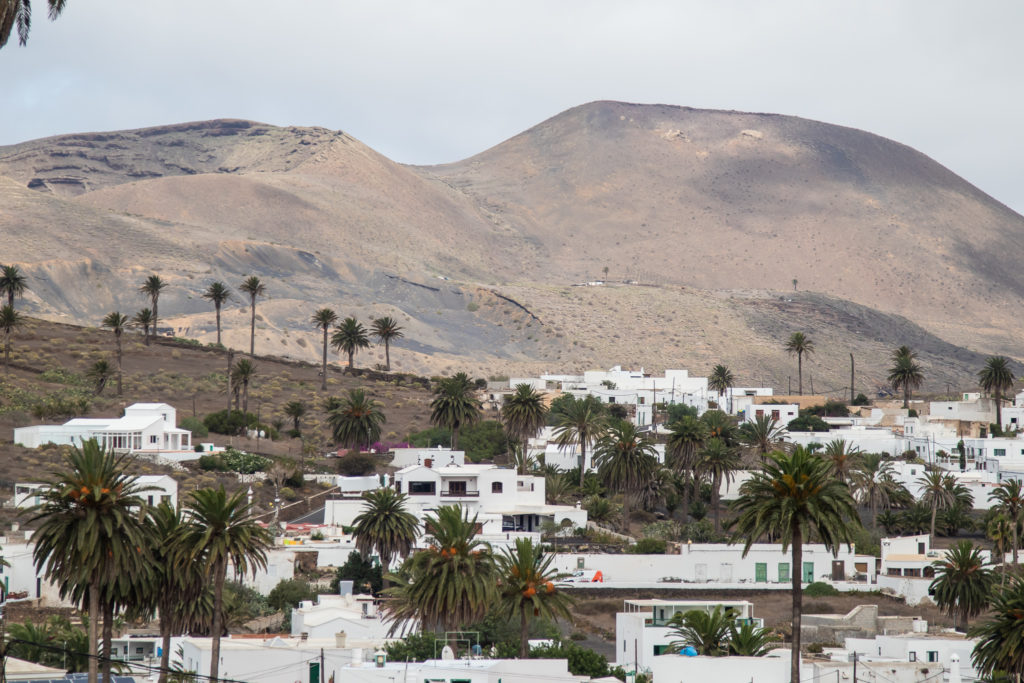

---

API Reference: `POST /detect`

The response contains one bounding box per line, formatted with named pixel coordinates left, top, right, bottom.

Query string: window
left=408, top=481, right=436, bottom=495
left=447, top=481, right=467, bottom=496
left=996, top=449, right=1007, bottom=456
left=927, top=651, right=938, bottom=663
left=653, top=645, right=670, bottom=655
left=135, top=647, right=144, bottom=654
left=150, top=435, right=158, bottom=444
left=778, top=563, right=790, bottom=582
left=909, top=652, right=916, bottom=662
left=492, top=482, right=503, bottom=493
left=771, top=410, right=780, bottom=421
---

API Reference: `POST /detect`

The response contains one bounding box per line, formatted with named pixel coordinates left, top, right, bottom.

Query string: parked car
left=560, top=569, right=604, bottom=584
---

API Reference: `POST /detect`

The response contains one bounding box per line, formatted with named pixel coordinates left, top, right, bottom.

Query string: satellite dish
left=441, top=646, right=455, bottom=660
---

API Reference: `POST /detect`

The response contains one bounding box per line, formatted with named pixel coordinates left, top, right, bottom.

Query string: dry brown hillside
left=2, top=103, right=1023, bottom=391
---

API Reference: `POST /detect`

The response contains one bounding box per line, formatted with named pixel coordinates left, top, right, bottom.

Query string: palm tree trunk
left=797, top=353, right=803, bottom=395
left=152, top=299, right=158, bottom=343
left=4, top=331, right=9, bottom=372
left=452, top=424, right=460, bottom=451
left=384, top=340, right=391, bottom=372
left=1013, top=519, right=1019, bottom=568
left=116, top=334, right=123, bottom=396
left=159, top=616, right=172, bottom=683
left=872, top=498, right=878, bottom=530
left=210, top=560, right=226, bottom=683
left=321, top=328, right=328, bottom=391
left=242, top=380, right=249, bottom=415
left=249, top=299, right=256, bottom=356
left=904, top=385, right=910, bottom=409
left=215, top=303, right=222, bottom=346
left=519, top=605, right=529, bottom=658
left=578, top=439, right=587, bottom=489
left=930, top=500, right=937, bottom=544
left=88, top=580, right=100, bottom=683
left=102, top=599, right=114, bottom=683
left=712, top=472, right=721, bottom=533
left=226, top=350, right=234, bottom=413
left=347, top=350, right=354, bottom=369
left=790, top=524, right=803, bottom=683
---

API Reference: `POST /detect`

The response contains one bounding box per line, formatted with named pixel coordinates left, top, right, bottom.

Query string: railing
left=441, top=490, right=480, bottom=497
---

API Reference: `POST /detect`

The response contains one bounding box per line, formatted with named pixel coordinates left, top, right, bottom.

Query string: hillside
left=2, top=102, right=1023, bottom=390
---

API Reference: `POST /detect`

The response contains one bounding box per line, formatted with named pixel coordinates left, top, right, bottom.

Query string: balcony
left=440, top=490, right=480, bottom=497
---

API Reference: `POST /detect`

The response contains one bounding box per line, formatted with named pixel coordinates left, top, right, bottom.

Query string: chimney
left=335, top=631, right=347, bottom=648
left=424, top=458, right=433, bottom=469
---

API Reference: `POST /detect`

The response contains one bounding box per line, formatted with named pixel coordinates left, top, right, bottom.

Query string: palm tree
left=0, top=303, right=21, bottom=371
left=311, top=308, right=338, bottom=390
left=238, top=276, right=266, bottom=356
left=708, top=364, right=735, bottom=413
left=132, top=308, right=154, bottom=346
left=593, top=421, right=658, bottom=532
left=552, top=395, right=608, bottom=487
left=331, top=316, right=370, bottom=370
left=139, top=275, right=167, bottom=342
left=1, top=0, right=72, bottom=47
left=988, top=513, right=1014, bottom=584
left=918, top=471, right=957, bottom=543
left=990, top=479, right=1024, bottom=567
left=327, top=388, right=385, bottom=453
left=666, top=414, right=708, bottom=515
left=176, top=487, right=272, bottom=683
left=0, top=264, right=28, bottom=307
left=888, top=346, right=924, bottom=409
left=383, top=505, right=496, bottom=636
left=730, top=447, right=860, bottom=683
left=351, top=488, right=419, bottom=568
left=102, top=311, right=128, bottom=396
left=697, top=437, right=741, bottom=533
left=666, top=606, right=735, bottom=656
left=701, top=409, right=739, bottom=446
left=822, top=439, right=862, bottom=483
left=202, top=281, right=231, bottom=347
left=29, top=440, right=150, bottom=683
left=86, top=359, right=114, bottom=396
left=231, top=358, right=255, bottom=414
left=980, top=356, right=1016, bottom=430
left=502, top=383, right=548, bottom=458
left=971, top=575, right=1024, bottom=678
left=429, top=372, right=480, bottom=449
left=930, top=540, right=994, bottom=631
left=784, top=332, right=814, bottom=395
left=729, top=621, right=779, bottom=656
left=739, top=414, right=785, bottom=457
left=371, top=316, right=404, bottom=372
left=497, top=538, right=575, bottom=657
left=283, top=400, right=306, bottom=435
left=850, top=452, right=900, bottom=528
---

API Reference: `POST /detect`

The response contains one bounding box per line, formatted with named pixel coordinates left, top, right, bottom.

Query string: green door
left=778, top=563, right=790, bottom=582
left=755, top=562, right=767, bottom=583
left=803, top=562, right=814, bottom=582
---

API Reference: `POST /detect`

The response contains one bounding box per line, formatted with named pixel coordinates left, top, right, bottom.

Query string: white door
left=695, top=564, right=707, bottom=582
left=720, top=563, right=732, bottom=582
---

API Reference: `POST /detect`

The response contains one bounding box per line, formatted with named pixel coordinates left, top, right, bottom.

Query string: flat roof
left=625, top=599, right=754, bottom=607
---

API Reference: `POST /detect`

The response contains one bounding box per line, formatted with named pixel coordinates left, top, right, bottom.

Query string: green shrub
left=629, top=538, right=667, bottom=554
left=459, top=420, right=508, bottom=462
left=804, top=581, right=839, bottom=597
left=198, top=454, right=228, bottom=472
left=851, top=393, right=870, bottom=406
left=180, top=416, right=209, bottom=438
left=337, top=453, right=377, bottom=476
left=279, top=486, right=297, bottom=501
left=408, top=426, right=451, bottom=448
left=787, top=414, right=831, bottom=432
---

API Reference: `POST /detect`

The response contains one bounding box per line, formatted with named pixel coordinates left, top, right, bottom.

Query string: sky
left=2, top=1, right=1023, bottom=213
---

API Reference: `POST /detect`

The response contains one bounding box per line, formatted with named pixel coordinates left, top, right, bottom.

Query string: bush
left=528, top=640, right=613, bottom=678
left=279, top=486, right=297, bottom=501
left=222, top=448, right=270, bottom=474
left=329, top=551, right=383, bottom=595
left=629, top=538, right=667, bottom=554
left=198, top=454, right=228, bottom=472
left=804, top=581, right=840, bottom=597
left=337, top=452, right=377, bottom=476
left=407, top=427, right=451, bottom=448
left=459, top=420, right=508, bottom=462
left=180, top=416, right=209, bottom=438
left=267, top=578, right=315, bottom=613
left=787, top=414, right=831, bottom=432
left=851, top=393, right=870, bottom=406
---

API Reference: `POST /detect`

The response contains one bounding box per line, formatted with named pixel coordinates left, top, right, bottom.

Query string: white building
left=13, top=474, right=177, bottom=510
left=650, top=649, right=792, bottom=683
left=389, top=447, right=465, bottom=469
left=615, top=598, right=761, bottom=670
left=0, top=540, right=67, bottom=606
left=14, top=402, right=192, bottom=453
left=746, top=403, right=799, bottom=425
left=291, top=593, right=410, bottom=641
left=879, top=534, right=991, bottom=605
left=339, top=658, right=582, bottom=683
left=831, top=632, right=977, bottom=681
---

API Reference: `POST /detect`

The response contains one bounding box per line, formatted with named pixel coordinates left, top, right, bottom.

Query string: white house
left=338, top=658, right=582, bottom=683
left=13, top=474, right=177, bottom=510
left=838, top=632, right=978, bottom=681
left=291, top=593, right=411, bottom=642
left=389, top=447, right=465, bottom=469
left=14, top=402, right=192, bottom=453
left=879, top=534, right=991, bottom=605
left=616, top=598, right=761, bottom=670
left=0, top=540, right=68, bottom=606
left=650, top=649, right=792, bottom=683
left=746, top=403, right=799, bottom=425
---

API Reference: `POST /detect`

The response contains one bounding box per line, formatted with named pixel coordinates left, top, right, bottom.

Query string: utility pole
left=788, top=376, right=792, bottom=395
left=810, top=373, right=814, bottom=395
left=226, top=349, right=234, bottom=413
left=256, top=401, right=262, bottom=453
left=853, top=651, right=858, bottom=682
left=320, top=648, right=325, bottom=683
left=850, top=354, right=855, bottom=403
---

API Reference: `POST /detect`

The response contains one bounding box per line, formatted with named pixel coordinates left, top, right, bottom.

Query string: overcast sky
left=3, top=1, right=1023, bottom=213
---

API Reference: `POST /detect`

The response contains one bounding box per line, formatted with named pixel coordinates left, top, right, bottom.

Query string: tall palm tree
left=850, top=452, right=900, bottom=528
left=202, top=281, right=231, bottom=347
left=327, top=388, right=385, bottom=453
left=0, top=0, right=71, bottom=47
left=666, top=606, right=735, bottom=656
left=238, top=275, right=266, bottom=356
left=132, top=308, right=154, bottom=346
left=502, top=383, right=548, bottom=458
left=730, top=447, right=860, bottom=683
left=283, top=400, right=306, bottom=434
left=231, top=358, right=255, bottom=414
left=139, top=275, right=167, bottom=342
left=86, top=359, right=114, bottom=396
left=888, top=346, right=924, bottom=409
left=701, top=409, right=739, bottom=446
left=29, top=440, right=150, bottom=683
left=990, top=479, right=1024, bottom=567
left=708, top=364, right=735, bottom=413
left=371, top=316, right=404, bottom=372
left=351, top=488, right=419, bottom=568
left=917, top=471, right=957, bottom=543
left=987, top=513, right=1014, bottom=585
left=102, top=311, right=128, bottom=396
left=930, top=540, right=994, bottom=631
left=176, top=487, right=272, bottom=683
left=552, top=395, right=608, bottom=487
left=383, top=505, right=496, bottom=636
left=666, top=414, right=708, bottom=516
left=784, top=332, right=814, bottom=395
left=822, top=439, right=862, bottom=483
left=331, top=316, right=370, bottom=370
left=311, top=308, right=338, bottom=390
left=697, top=437, right=741, bottom=533
left=739, top=414, right=785, bottom=457
left=429, top=372, right=481, bottom=450
left=980, top=356, right=1016, bottom=430
left=593, top=421, right=658, bottom=532
left=0, top=264, right=28, bottom=307
left=497, top=538, right=575, bottom=657
left=971, top=575, right=1024, bottom=678
left=0, top=303, right=21, bottom=371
